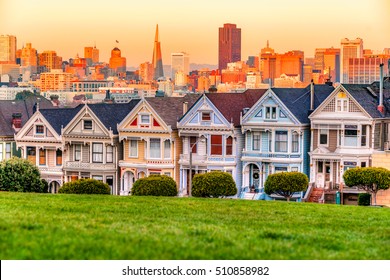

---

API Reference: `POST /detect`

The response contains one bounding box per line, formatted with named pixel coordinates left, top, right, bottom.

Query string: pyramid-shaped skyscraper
left=152, top=24, right=164, bottom=80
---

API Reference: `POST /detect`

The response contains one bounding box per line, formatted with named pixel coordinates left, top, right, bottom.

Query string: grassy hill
left=0, top=192, right=389, bottom=259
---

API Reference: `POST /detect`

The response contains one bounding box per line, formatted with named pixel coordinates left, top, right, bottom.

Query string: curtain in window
left=150, top=139, right=161, bottom=158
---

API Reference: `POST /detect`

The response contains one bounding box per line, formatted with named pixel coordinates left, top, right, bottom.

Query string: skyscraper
left=109, top=47, right=126, bottom=73
left=0, top=35, right=17, bottom=63
left=218, top=23, right=241, bottom=71
left=84, top=46, right=99, bottom=65
left=340, top=38, right=363, bottom=83
left=171, top=52, right=189, bottom=80
left=152, top=25, right=164, bottom=80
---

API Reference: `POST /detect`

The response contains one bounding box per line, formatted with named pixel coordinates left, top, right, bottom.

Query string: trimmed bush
left=59, top=179, right=111, bottom=194
left=131, top=175, right=177, bottom=196
left=192, top=171, right=237, bottom=198
left=264, top=172, right=308, bottom=201
left=358, top=193, right=371, bottom=206
left=0, top=157, right=45, bottom=192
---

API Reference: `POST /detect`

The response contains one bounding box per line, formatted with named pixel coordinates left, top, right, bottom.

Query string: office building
left=340, top=38, right=363, bottom=83
left=218, top=23, right=241, bottom=70
left=84, top=46, right=99, bottom=65
left=109, top=47, right=126, bottom=74
left=39, top=51, right=62, bottom=72
left=0, top=35, right=17, bottom=64
left=171, top=52, right=189, bottom=80
left=152, top=25, right=164, bottom=80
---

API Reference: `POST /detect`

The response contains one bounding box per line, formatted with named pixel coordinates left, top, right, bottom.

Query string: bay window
left=129, top=140, right=138, bottom=157
left=344, top=125, right=358, bottom=146
left=275, top=131, right=288, bottom=152
left=226, top=136, right=233, bottom=155
left=92, top=143, right=103, bottom=163
left=106, top=145, right=113, bottom=163
left=150, top=138, right=161, bottom=158
left=252, top=132, right=261, bottom=151
left=292, top=132, right=299, bottom=152
left=211, top=135, right=222, bottom=155
left=164, top=140, right=171, bottom=159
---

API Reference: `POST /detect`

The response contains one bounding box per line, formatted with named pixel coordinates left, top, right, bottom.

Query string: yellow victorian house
left=118, top=95, right=200, bottom=195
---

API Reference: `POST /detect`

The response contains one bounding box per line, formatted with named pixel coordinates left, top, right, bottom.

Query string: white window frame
left=292, top=132, right=299, bottom=153
left=319, top=129, right=328, bottom=146
left=163, top=140, right=171, bottom=159
left=275, top=131, right=288, bottom=152
left=35, top=124, right=44, bottom=135
left=106, top=145, right=113, bottom=163
left=74, top=144, right=81, bottom=161
left=0, top=143, right=3, bottom=160
left=336, top=98, right=348, bottom=112
left=265, top=106, right=277, bottom=120
left=5, top=143, right=11, bottom=159
left=92, top=143, right=103, bottom=163
left=252, top=132, right=261, bottom=151
left=201, top=112, right=211, bottom=122
left=129, top=140, right=138, bottom=158
left=149, top=138, right=161, bottom=159
left=83, top=119, right=93, bottom=130
left=140, top=114, right=150, bottom=125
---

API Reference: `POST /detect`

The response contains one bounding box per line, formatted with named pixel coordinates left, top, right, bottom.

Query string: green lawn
left=0, top=192, right=389, bottom=260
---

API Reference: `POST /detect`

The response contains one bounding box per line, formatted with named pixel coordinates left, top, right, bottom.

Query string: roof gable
left=15, top=111, right=61, bottom=141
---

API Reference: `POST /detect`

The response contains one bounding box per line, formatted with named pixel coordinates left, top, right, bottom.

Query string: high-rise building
left=20, top=43, right=38, bottom=68
left=38, top=69, right=73, bottom=92
left=0, top=35, right=17, bottom=64
left=346, top=57, right=389, bottom=84
left=218, top=23, right=241, bottom=71
left=340, top=38, right=363, bottom=83
left=109, top=47, right=126, bottom=74
left=84, top=46, right=99, bottom=65
left=171, top=52, right=189, bottom=80
left=314, top=47, right=340, bottom=82
left=38, top=51, right=62, bottom=72
left=139, top=62, right=153, bottom=82
left=152, top=25, right=164, bottom=80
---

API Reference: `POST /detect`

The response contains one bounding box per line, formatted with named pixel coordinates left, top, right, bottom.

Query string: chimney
left=12, top=113, right=22, bottom=129
left=378, top=63, right=384, bottom=114
left=183, top=102, right=188, bottom=114
left=310, top=80, right=314, bottom=111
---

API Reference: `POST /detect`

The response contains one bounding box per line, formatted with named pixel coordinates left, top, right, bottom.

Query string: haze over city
left=1, top=0, right=389, bottom=66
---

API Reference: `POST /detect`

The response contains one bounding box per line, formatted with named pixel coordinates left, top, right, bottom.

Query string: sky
left=1, top=0, right=389, bottom=67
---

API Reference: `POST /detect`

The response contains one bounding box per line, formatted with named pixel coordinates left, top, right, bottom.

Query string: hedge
left=192, top=171, right=237, bottom=198
left=58, top=179, right=111, bottom=194
left=131, top=175, right=177, bottom=196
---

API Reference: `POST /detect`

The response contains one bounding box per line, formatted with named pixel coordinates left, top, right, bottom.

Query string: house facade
left=240, top=85, right=333, bottom=199
left=118, top=95, right=199, bottom=195
left=177, top=91, right=266, bottom=196
left=309, top=81, right=390, bottom=204
left=61, top=101, right=139, bottom=194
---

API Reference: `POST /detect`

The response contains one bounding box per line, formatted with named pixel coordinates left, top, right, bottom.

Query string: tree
left=192, top=171, right=237, bottom=198
left=264, top=172, right=309, bottom=202
left=131, top=175, right=177, bottom=196
left=15, top=90, right=40, bottom=100
left=0, top=157, right=46, bottom=192
left=343, top=167, right=390, bottom=205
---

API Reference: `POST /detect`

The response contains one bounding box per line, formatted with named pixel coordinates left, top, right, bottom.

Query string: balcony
left=39, top=166, right=63, bottom=173
left=241, top=151, right=301, bottom=159
left=64, top=161, right=116, bottom=170
left=179, top=154, right=236, bottom=164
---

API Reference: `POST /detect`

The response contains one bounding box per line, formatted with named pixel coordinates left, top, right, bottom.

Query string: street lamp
left=188, top=136, right=205, bottom=197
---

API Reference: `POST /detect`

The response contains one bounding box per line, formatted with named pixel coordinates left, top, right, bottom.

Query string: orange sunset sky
left=0, top=0, right=389, bottom=67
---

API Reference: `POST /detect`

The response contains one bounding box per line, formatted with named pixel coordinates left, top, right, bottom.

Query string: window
left=317, top=161, right=323, bottom=173
left=211, top=135, right=222, bottom=155
left=164, top=140, right=171, bottom=159
left=74, top=144, right=81, bottom=161
left=292, top=132, right=299, bottom=152
left=291, top=167, right=299, bottom=172
left=275, top=131, right=288, bottom=152
left=0, top=143, right=3, bottom=160
left=252, top=132, right=261, bottom=151
left=265, top=107, right=277, bottom=120
left=201, top=112, right=211, bottom=121
left=39, top=149, right=46, bottom=165
left=129, top=140, right=138, bottom=157
left=344, top=125, right=358, bottom=146
left=56, top=150, right=62, bottom=166
left=361, top=162, right=367, bottom=167
left=226, top=136, right=233, bottom=155
left=83, top=120, right=92, bottom=130
left=336, top=98, right=348, bottom=112
left=36, top=125, right=44, bottom=134
left=140, top=114, right=150, bottom=124
left=106, top=145, right=113, bottom=163
left=361, top=125, right=367, bottom=147
left=190, top=136, right=197, bottom=153
left=150, top=138, right=161, bottom=159
left=5, top=143, right=11, bottom=159
left=92, top=143, right=103, bottom=163
left=275, top=166, right=288, bottom=173
left=92, top=175, right=103, bottom=181
left=319, top=129, right=328, bottom=145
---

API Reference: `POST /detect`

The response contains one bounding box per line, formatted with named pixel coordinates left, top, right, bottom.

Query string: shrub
left=358, top=193, right=371, bottom=206
left=131, top=175, right=177, bottom=196
left=264, top=172, right=308, bottom=201
left=192, top=171, right=237, bottom=198
left=0, top=157, right=45, bottom=192
left=58, top=179, right=110, bottom=194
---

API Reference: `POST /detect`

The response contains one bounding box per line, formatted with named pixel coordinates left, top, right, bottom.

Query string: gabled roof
left=0, top=96, right=54, bottom=137
left=86, top=100, right=141, bottom=134
left=272, top=84, right=334, bottom=123
left=342, top=82, right=390, bottom=118
left=206, top=89, right=267, bottom=126
left=40, top=106, right=83, bottom=135
left=145, top=94, right=201, bottom=129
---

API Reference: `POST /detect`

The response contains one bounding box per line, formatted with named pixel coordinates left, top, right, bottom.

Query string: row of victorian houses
left=1, top=77, right=390, bottom=205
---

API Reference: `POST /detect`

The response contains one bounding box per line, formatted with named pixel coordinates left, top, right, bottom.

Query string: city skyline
left=1, top=0, right=389, bottom=67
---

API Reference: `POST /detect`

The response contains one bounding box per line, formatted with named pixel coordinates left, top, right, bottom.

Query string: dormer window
left=265, top=107, right=277, bottom=120
left=201, top=112, right=211, bottom=121
left=336, top=92, right=348, bottom=112
left=140, top=114, right=150, bottom=124
left=83, top=120, right=93, bottom=130
left=36, top=125, right=44, bottom=134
